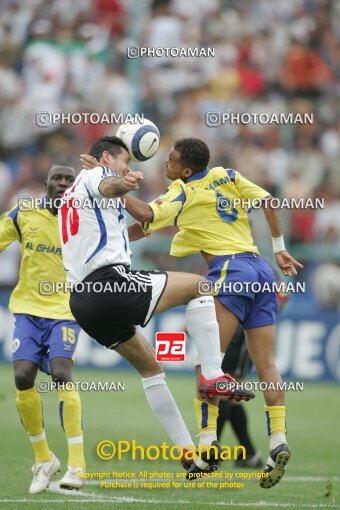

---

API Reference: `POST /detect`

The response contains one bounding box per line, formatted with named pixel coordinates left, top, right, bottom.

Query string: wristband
left=272, top=235, right=285, bottom=253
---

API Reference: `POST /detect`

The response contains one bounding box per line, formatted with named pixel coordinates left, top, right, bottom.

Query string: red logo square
left=155, top=332, right=186, bottom=362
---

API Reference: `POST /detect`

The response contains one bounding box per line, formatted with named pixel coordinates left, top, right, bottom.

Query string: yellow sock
left=16, top=387, right=51, bottom=463
left=264, top=405, right=286, bottom=436
left=58, top=388, right=85, bottom=469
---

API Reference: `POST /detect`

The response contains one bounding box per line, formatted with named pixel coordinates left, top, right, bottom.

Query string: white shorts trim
left=143, top=273, right=167, bottom=325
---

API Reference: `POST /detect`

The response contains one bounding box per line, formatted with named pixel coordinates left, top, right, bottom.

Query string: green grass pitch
left=0, top=363, right=339, bottom=510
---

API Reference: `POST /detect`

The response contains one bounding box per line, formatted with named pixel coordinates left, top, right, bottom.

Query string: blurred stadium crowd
left=0, top=0, right=340, bottom=309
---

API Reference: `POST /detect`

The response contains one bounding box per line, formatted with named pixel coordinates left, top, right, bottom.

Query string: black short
left=70, top=265, right=167, bottom=349
left=222, top=326, right=252, bottom=378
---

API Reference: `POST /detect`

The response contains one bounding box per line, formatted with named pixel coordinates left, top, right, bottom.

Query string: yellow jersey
left=0, top=203, right=73, bottom=320
left=143, top=167, right=269, bottom=257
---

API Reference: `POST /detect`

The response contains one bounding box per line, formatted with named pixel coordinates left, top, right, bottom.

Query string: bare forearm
left=262, top=198, right=303, bottom=276
left=124, top=195, right=153, bottom=223
left=99, top=171, right=143, bottom=198
left=99, top=177, right=129, bottom=198
left=263, top=198, right=283, bottom=237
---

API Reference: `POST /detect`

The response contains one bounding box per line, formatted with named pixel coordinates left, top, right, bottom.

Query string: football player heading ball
left=61, top=136, right=254, bottom=474
left=95, top=135, right=303, bottom=487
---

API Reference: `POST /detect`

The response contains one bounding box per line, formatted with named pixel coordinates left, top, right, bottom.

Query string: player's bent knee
left=50, top=357, right=73, bottom=385
left=14, top=370, right=35, bottom=391
left=51, top=368, right=72, bottom=385
left=186, top=274, right=210, bottom=299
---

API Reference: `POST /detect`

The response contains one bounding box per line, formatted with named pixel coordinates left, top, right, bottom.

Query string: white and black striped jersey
left=58, top=166, right=131, bottom=283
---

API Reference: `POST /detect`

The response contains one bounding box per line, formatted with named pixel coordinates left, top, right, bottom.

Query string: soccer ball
left=116, top=119, right=160, bottom=162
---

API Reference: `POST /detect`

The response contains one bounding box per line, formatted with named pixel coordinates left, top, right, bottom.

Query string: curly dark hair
left=89, top=136, right=129, bottom=161
left=174, top=138, right=210, bottom=174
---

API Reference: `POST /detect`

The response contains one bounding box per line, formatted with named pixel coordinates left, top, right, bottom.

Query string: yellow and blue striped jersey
left=143, top=167, right=269, bottom=257
left=0, top=204, right=73, bottom=320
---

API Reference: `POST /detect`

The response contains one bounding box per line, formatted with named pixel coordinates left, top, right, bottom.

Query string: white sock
left=142, top=373, right=194, bottom=448
left=266, top=432, right=287, bottom=467
left=195, top=352, right=226, bottom=370
left=186, top=296, right=224, bottom=379
left=198, top=429, right=217, bottom=447
left=195, top=457, right=210, bottom=469
left=196, top=430, right=217, bottom=470
left=269, top=432, right=287, bottom=451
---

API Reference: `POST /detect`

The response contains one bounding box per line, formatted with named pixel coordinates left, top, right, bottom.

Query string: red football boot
left=198, top=373, right=255, bottom=401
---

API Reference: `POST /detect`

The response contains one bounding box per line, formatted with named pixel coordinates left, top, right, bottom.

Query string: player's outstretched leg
left=182, top=366, right=222, bottom=478
left=115, top=332, right=200, bottom=469
left=154, top=272, right=255, bottom=402
left=14, top=360, right=60, bottom=494
left=219, top=329, right=264, bottom=469
left=154, top=272, right=254, bottom=478
left=117, top=332, right=223, bottom=473
left=245, top=325, right=290, bottom=488
left=187, top=302, right=246, bottom=478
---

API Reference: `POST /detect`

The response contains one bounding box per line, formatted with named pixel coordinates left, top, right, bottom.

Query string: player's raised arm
left=262, top=198, right=303, bottom=276
left=235, top=171, right=303, bottom=277
left=99, top=171, right=143, bottom=198
left=127, top=181, right=186, bottom=233
left=80, top=138, right=144, bottom=199
left=80, top=152, right=152, bottom=215
left=124, top=195, right=154, bottom=223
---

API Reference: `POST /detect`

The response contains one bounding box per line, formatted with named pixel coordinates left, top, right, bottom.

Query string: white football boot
left=59, top=466, right=85, bottom=490
left=29, top=452, right=61, bottom=494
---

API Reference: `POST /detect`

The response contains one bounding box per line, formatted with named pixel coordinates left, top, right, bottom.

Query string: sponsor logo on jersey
left=25, top=242, right=62, bottom=255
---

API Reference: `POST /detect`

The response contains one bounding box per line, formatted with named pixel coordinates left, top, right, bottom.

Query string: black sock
left=217, top=399, right=231, bottom=441
left=230, top=404, right=256, bottom=457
